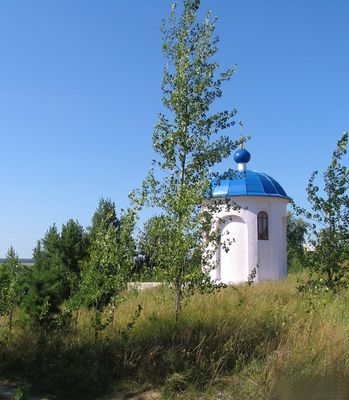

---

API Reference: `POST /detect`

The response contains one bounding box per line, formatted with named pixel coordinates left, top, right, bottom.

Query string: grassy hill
left=1, top=272, right=348, bottom=399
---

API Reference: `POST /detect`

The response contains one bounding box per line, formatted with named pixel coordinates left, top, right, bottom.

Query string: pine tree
left=0, top=247, right=23, bottom=331
left=21, top=263, right=64, bottom=331
left=89, top=198, right=120, bottom=238
left=34, top=225, right=67, bottom=301
left=79, top=199, right=136, bottom=338
left=21, top=225, right=68, bottom=331
left=61, top=219, right=88, bottom=296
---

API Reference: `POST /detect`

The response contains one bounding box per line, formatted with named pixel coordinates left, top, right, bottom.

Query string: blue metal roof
left=210, top=170, right=290, bottom=200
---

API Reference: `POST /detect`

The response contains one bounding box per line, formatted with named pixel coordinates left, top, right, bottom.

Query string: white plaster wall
left=127, top=282, right=162, bottom=291
left=209, top=196, right=288, bottom=284
left=220, top=216, right=248, bottom=283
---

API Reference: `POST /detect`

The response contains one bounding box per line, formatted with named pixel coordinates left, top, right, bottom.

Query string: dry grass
left=1, top=273, right=349, bottom=399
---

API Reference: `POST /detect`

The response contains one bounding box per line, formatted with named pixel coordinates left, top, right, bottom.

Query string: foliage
left=40, top=223, right=62, bottom=266
left=22, top=263, right=64, bottom=335
left=0, top=247, right=23, bottom=331
left=2, top=275, right=349, bottom=399
left=286, top=211, right=308, bottom=271
left=61, top=219, right=88, bottom=296
left=37, top=225, right=67, bottom=300
left=89, top=197, right=120, bottom=237
left=20, top=223, right=85, bottom=331
left=30, top=222, right=88, bottom=303
left=135, top=215, right=171, bottom=279
left=79, top=198, right=136, bottom=337
left=12, top=385, right=29, bottom=400
left=296, top=132, right=349, bottom=290
left=133, top=0, right=239, bottom=321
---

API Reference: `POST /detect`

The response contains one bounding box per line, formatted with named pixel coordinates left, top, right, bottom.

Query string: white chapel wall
left=210, top=196, right=288, bottom=284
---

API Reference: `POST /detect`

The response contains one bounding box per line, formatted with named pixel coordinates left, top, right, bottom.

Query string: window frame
left=257, top=211, right=269, bottom=240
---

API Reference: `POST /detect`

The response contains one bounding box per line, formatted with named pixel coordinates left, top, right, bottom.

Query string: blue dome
left=210, top=170, right=289, bottom=199
left=234, top=148, right=251, bottom=164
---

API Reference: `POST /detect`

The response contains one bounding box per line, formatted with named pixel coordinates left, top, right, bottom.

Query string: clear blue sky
left=0, top=0, right=348, bottom=257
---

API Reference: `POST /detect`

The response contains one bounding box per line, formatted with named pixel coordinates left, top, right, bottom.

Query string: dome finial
left=234, top=121, right=251, bottom=171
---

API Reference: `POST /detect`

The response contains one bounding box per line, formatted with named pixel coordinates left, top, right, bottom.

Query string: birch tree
left=133, top=0, right=239, bottom=321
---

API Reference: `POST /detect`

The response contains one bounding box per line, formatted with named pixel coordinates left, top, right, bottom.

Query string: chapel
left=209, top=140, right=290, bottom=284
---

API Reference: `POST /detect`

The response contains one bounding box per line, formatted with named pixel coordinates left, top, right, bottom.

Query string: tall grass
left=1, top=273, right=349, bottom=399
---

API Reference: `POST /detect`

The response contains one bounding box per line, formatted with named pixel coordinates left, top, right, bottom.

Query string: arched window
left=258, top=211, right=269, bottom=240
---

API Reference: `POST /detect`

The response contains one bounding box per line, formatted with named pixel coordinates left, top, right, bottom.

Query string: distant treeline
left=0, top=258, right=33, bottom=265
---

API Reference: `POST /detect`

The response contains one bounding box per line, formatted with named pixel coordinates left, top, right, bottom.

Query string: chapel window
left=258, top=211, right=269, bottom=240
